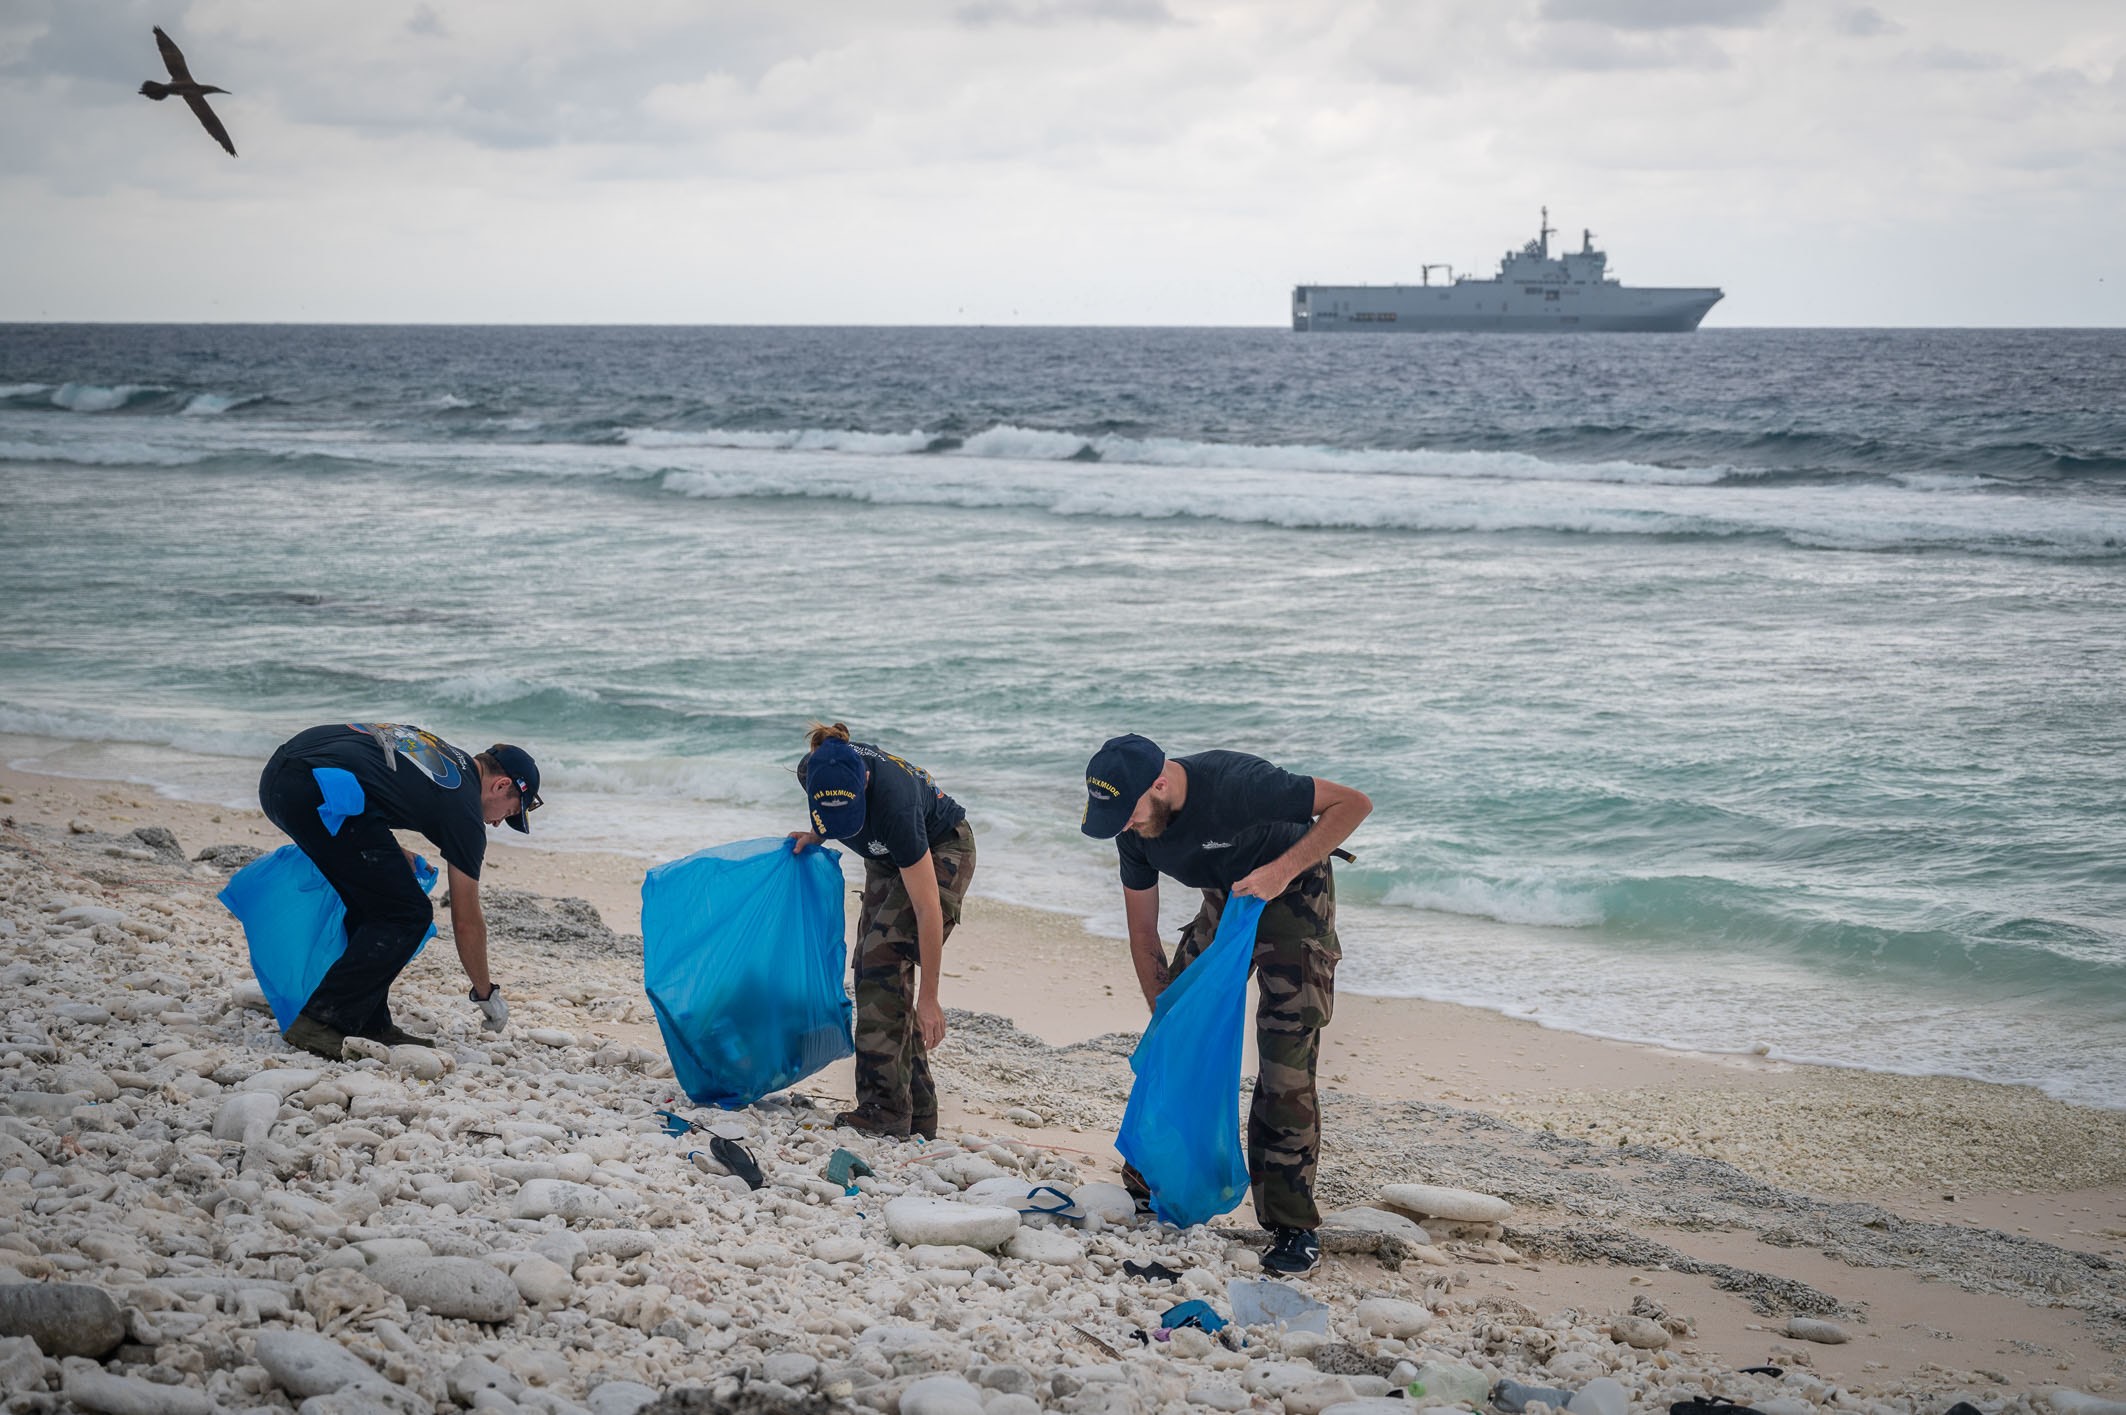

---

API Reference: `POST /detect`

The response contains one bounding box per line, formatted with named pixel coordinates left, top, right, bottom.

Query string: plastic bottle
left=1403, top=1362, right=1495, bottom=1407
left=1491, top=1377, right=1578, bottom=1413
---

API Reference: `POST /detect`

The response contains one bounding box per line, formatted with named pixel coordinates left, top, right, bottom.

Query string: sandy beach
left=3, top=757, right=2124, bottom=1413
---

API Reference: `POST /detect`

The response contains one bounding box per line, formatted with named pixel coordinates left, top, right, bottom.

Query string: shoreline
left=5, top=758, right=2126, bottom=1394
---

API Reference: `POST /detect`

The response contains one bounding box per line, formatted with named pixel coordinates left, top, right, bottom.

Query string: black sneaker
left=281, top=1015, right=348, bottom=1060
left=833, top=1105, right=911, bottom=1139
left=1260, top=1226, right=1321, bottom=1276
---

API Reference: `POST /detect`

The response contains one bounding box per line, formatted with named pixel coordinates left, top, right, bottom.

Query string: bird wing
left=184, top=92, right=237, bottom=156
left=154, top=27, right=195, bottom=84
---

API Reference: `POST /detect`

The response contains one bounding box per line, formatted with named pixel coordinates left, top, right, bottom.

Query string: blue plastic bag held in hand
left=220, top=845, right=436, bottom=1031
left=641, top=837, right=855, bottom=1109
left=1116, top=894, right=1265, bottom=1228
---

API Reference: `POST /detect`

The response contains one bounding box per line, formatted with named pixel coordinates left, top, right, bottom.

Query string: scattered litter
left=1228, top=1277, right=1329, bottom=1334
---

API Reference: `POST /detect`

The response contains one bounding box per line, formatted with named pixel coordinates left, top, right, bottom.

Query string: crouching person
left=257, top=722, right=537, bottom=1057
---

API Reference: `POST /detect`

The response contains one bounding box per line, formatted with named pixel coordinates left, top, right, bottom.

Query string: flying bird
left=139, top=26, right=236, bottom=156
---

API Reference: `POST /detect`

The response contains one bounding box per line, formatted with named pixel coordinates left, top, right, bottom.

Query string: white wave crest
left=426, top=670, right=598, bottom=708
left=50, top=382, right=160, bottom=412
left=0, top=382, right=50, bottom=399
left=1383, top=876, right=1608, bottom=929
left=624, top=426, right=939, bottom=455
left=624, top=420, right=1742, bottom=486
left=180, top=392, right=256, bottom=417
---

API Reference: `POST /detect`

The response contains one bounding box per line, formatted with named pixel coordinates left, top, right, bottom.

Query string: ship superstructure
left=1292, top=209, right=1722, bottom=333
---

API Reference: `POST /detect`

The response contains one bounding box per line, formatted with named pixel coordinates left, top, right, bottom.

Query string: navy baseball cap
left=490, top=744, right=542, bottom=834
left=804, top=738, right=867, bottom=839
left=1082, top=733, right=1164, bottom=839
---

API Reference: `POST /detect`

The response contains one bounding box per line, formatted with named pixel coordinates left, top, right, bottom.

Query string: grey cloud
left=1538, top=0, right=1779, bottom=30
left=1522, top=24, right=1736, bottom=71
left=1838, top=7, right=1901, bottom=36
left=954, top=0, right=1175, bottom=28
left=406, top=6, right=445, bottom=39
left=1910, top=44, right=2009, bottom=72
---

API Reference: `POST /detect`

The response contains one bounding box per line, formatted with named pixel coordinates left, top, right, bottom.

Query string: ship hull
left=1292, top=285, right=1721, bottom=333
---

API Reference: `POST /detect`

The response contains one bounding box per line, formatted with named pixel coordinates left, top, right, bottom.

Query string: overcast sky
left=3, top=0, right=2120, bottom=326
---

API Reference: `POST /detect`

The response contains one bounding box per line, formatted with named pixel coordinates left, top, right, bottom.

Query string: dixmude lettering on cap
left=1087, top=776, right=1121, bottom=801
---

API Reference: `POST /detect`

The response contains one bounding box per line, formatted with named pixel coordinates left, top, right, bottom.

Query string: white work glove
left=470, top=983, right=508, bottom=1032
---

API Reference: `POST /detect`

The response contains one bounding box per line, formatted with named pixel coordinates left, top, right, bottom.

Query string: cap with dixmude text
left=1082, top=733, right=1164, bottom=839
left=490, top=744, right=542, bottom=834
left=803, top=737, right=868, bottom=839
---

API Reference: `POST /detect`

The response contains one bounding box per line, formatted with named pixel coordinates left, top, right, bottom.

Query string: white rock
left=1320, top=1403, right=1416, bottom=1415
left=1783, top=1316, right=1849, bottom=1345
left=232, top=980, right=273, bottom=1013
left=761, top=1352, right=819, bottom=1386
left=1284, top=1376, right=1360, bottom=1415
left=253, top=1330, right=386, bottom=1398
left=1169, top=1327, right=1214, bottom=1359
left=587, top=1382, right=659, bottom=1415
left=526, top=1028, right=576, bottom=1048
left=1377, top=1183, right=1513, bottom=1223
left=934, top=1152, right=1008, bottom=1187
left=447, top=1356, right=524, bottom=1404
left=1608, top=1315, right=1668, bottom=1350
left=884, top=1195, right=1019, bottom=1251
left=1190, top=1388, right=1252, bottom=1412
left=901, top=1374, right=987, bottom=1415
left=1070, top=1182, right=1137, bottom=1224
left=1354, top=1297, right=1432, bottom=1339
left=51, top=1065, right=119, bottom=1101
left=2049, top=1391, right=2126, bottom=1415
left=513, top=1178, right=619, bottom=1222
left=905, top=1244, right=993, bottom=1271
left=509, top=1255, right=575, bottom=1306
left=386, top=1046, right=448, bottom=1081
left=62, top=1368, right=213, bottom=1415
left=51, top=1003, right=110, bottom=1025
left=1567, top=1378, right=1628, bottom=1415
left=988, top=1397, right=1042, bottom=1415
left=353, top=1238, right=432, bottom=1264
left=1319, top=1207, right=1431, bottom=1244
left=1004, top=1226, right=1084, bottom=1265
left=366, top=1256, right=522, bottom=1322
left=0, top=1336, right=43, bottom=1393
left=809, top=1234, right=867, bottom=1264
left=240, top=1068, right=323, bottom=1098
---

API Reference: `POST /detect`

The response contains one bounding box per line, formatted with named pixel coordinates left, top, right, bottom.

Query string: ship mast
left=1539, top=205, right=1555, bottom=260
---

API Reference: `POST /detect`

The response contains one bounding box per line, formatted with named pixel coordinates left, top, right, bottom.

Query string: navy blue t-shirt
left=280, top=723, right=488, bottom=879
left=1116, top=750, right=1315, bottom=892
left=802, top=742, right=966, bottom=870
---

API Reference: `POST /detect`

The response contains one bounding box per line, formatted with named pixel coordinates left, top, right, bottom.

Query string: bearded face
left=1135, top=793, right=1175, bottom=838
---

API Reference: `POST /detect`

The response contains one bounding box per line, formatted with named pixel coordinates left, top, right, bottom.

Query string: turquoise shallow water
left=4, top=325, right=2124, bottom=1104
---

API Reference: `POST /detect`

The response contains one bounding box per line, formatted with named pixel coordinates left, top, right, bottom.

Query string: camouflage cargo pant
left=851, top=820, right=976, bottom=1131
left=1127, top=863, right=1339, bottom=1230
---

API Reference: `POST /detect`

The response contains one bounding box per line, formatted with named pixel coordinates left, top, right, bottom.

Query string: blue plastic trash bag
left=220, top=845, right=435, bottom=1031
left=1115, top=893, right=1264, bottom=1228
left=641, top=836, right=855, bottom=1110
left=311, top=766, right=364, bottom=836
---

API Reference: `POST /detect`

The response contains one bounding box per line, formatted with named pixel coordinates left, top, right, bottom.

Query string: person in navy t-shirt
left=1082, top=733, right=1370, bottom=1276
left=791, top=722, right=975, bottom=1141
left=257, top=723, right=541, bottom=1057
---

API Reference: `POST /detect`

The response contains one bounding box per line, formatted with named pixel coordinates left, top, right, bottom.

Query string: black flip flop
left=710, top=1135, right=765, bottom=1190
left=1123, top=1260, right=1185, bottom=1282
left=1671, top=1400, right=1767, bottom=1415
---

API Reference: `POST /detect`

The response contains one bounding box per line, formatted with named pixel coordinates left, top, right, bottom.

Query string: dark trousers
left=258, top=752, right=433, bottom=1038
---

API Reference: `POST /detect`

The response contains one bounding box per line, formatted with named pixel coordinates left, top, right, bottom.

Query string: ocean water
left=4, top=323, right=2124, bottom=1106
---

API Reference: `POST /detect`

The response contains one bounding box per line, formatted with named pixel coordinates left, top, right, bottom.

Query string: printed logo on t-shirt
left=1200, top=840, right=1234, bottom=850
left=866, top=841, right=890, bottom=856
left=348, top=723, right=464, bottom=790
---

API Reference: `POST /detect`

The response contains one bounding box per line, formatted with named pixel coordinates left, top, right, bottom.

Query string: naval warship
left=1292, top=209, right=1722, bottom=333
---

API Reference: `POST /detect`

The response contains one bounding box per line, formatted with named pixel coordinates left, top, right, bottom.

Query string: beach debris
left=1783, top=1314, right=1850, bottom=1344
left=1379, top=1182, right=1515, bottom=1224
left=0, top=809, right=2112, bottom=1415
